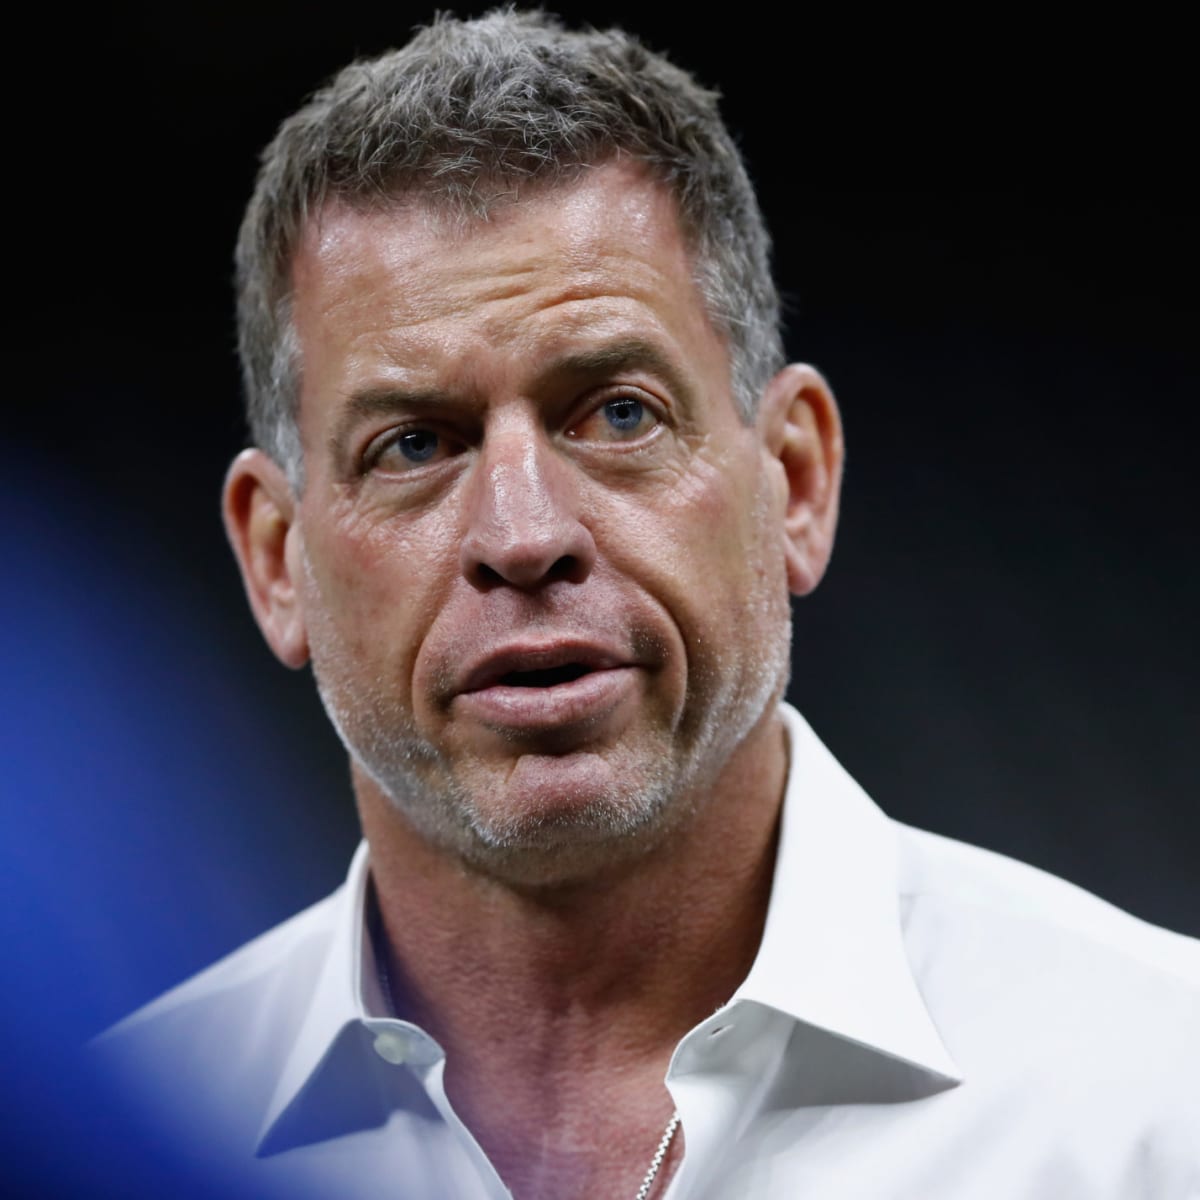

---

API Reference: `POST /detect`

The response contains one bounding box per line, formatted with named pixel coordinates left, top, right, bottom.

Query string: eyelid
left=565, top=385, right=667, bottom=442
left=353, top=385, right=667, bottom=471
left=361, top=421, right=464, bottom=473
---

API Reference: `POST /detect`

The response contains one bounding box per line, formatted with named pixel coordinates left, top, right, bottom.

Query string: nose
left=459, top=428, right=597, bottom=590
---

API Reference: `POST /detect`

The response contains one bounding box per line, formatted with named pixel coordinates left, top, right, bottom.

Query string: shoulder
left=100, top=888, right=341, bottom=1042
left=91, top=888, right=344, bottom=1148
left=893, top=826, right=1199, bottom=1190
left=894, top=823, right=1199, bottom=1181
left=895, top=821, right=1199, bottom=987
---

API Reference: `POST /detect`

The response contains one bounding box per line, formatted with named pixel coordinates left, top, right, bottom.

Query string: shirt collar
left=256, top=840, right=385, bottom=1152
left=733, top=704, right=961, bottom=1083
left=257, top=704, right=960, bottom=1153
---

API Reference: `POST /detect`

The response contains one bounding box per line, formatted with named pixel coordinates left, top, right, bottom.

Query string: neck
left=357, top=709, right=788, bottom=1198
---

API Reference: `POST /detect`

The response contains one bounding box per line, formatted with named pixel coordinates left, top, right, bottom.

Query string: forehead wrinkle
left=325, top=329, right=696, bottom=461
left=538, top=336, right=696, bottom=404
left=295, top=163, right=733, bottom=468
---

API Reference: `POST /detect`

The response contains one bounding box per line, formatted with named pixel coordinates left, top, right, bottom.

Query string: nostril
left=468, top=554, right=584, bottom=591
left=460, top=509, right=597, bottom=590
left=546, top=555, right=585, bottom=584
left=474, top=562, right=505, bottom=587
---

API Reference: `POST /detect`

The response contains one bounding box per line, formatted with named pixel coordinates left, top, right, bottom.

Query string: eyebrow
left=543, top=337, right=691, bottom=399
left=328, top=386, right=457, bottom=462
left=328, top=335, right=693, bottom=460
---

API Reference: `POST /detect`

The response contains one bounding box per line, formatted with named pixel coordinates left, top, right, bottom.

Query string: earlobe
left=222, top=449, right=310, bottom=669
left=758, top=364, right=845, bottom=596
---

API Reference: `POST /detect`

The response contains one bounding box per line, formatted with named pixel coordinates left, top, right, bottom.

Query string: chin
left=457, top=814, right=672, bottom=889
left=419, top=750, right=683, bottom=887
left=476, top=747, right=669, bottom=825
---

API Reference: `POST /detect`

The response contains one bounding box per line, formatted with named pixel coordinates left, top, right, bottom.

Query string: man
left=97, top=10, right=1198, bottom=1199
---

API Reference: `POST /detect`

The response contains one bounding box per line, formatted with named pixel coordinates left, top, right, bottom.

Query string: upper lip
left=457, top=641, right=628, bottom=694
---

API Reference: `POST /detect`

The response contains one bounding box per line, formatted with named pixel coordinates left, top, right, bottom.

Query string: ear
left=757, top=364, right=845, bottom=596
left=222, top=449, right=310, bottom=669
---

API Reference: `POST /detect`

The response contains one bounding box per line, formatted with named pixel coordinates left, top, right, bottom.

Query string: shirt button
left=373, top=1029, right=409, bottom=1064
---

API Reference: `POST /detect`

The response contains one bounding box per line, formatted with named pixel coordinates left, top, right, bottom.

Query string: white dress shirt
left=95, top=705, right=1200, bottom=1198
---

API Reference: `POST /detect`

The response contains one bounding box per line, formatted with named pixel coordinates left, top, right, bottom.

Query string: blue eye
left=603, top=397, right=645, bottom=432
left=397, top=430, right=439, bottom=462
left=367, top=427, right=451, bottom=474
left=563, top=393, right=662, bottom=445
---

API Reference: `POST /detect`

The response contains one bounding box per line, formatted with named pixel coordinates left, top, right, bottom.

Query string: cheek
left=594, top=446, right=783, bottom=653
left=654, top=449, right=776, bottom=587
left=299, top=505, right=450, bottom=671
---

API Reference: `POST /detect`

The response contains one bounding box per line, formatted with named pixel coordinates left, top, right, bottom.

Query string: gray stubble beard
left=302, top=510, right=794, bottom=886
left=311, top=609, right=791, bottom=889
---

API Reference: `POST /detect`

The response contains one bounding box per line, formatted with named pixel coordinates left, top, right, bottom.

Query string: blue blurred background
left=7, top=6, right=1197, bottom=1194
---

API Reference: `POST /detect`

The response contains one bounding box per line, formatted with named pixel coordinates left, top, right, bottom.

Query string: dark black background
left=9, top=0, right=1197, bottom=1048
left=5, top=6, right=1197, bottom=1195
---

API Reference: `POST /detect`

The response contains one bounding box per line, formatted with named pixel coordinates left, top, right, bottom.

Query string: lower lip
left=455, top=667, right=639, bottom=733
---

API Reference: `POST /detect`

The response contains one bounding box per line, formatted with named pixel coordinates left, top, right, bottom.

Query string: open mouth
left=458, top=644, right=626, bottom=700
left=455, top=648, right=633, bottom=729
left=498, top=663, right=592, bottom=688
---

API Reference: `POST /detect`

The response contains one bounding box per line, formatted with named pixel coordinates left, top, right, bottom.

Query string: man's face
left=284, top=162, right=796, bottom=883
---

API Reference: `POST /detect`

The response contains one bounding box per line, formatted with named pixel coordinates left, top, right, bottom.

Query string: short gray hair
left=235, top=8, right=784, bottom=484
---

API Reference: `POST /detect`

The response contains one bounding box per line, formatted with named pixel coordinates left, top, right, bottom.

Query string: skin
left=224, top=160, right=843, bottom=1199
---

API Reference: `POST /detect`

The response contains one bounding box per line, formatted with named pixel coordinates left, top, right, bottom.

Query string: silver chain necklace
left=633, top=1110, right=680, bottom=1200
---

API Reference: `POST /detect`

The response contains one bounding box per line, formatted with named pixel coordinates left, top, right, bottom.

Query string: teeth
left=500, top=664, right=590, bottom=688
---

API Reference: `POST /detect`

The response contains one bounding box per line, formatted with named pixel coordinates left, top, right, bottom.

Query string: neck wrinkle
left=359, top=709, right=787, bottom=1076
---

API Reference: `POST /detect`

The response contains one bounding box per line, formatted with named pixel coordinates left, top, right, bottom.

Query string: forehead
left=288, top=161, right=722, bottom=382
left=294, top=159, right=696, bottom=280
